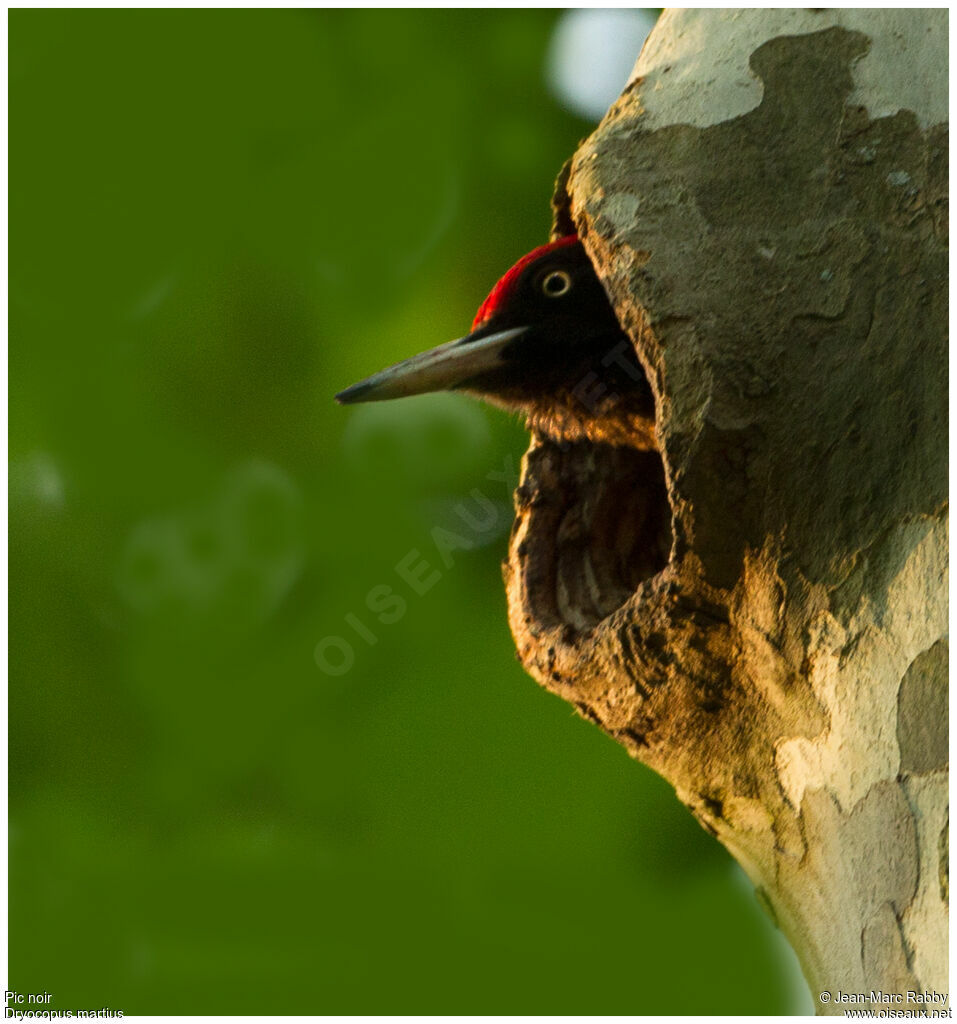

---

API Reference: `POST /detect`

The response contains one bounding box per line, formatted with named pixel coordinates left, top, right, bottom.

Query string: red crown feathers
left=471, top=235, right=579, bottom=331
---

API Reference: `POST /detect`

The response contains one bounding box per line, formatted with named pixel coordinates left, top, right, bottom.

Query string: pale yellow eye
left=542, top=270, right=571, bottom=297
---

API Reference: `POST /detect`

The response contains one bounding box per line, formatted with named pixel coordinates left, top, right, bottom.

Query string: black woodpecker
left=336, top=235, right=656, bottom=448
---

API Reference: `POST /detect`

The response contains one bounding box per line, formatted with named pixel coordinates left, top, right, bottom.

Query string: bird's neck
left=523, top=388, right=658, bottom=449
left=473, top=386, right=656, bottom=449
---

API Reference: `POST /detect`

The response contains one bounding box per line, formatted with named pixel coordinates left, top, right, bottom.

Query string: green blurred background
left=10, top=9, right=810, bottom=1014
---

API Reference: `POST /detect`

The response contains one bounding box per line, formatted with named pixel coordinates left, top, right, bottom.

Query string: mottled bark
left=509, top=9, right=947, bottom=1012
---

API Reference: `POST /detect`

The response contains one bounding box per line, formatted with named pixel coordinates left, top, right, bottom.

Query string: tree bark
left=507, top=9, right=947, bottom=1012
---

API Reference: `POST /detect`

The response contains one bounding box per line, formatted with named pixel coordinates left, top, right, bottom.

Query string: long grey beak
left=335, top=327, right=526, bottom=405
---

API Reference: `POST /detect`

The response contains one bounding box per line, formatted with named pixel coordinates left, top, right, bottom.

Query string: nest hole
left=520, top=440, right=672, bottom=633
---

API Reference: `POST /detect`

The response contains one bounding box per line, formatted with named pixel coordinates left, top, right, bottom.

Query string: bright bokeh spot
left=547, top=8, right=659, bottom=121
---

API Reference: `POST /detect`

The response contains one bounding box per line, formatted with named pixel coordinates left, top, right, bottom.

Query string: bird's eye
left=541, top=270, right=572, bottom=298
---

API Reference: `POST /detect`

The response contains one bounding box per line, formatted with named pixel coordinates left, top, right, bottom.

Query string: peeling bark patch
left=837, top=782, right=919, bottom=918
left=861, top=902, right=919, bottom=997
left=629, top=10, right=947, bottom=133
left=897, top=640, right=948, bottom=774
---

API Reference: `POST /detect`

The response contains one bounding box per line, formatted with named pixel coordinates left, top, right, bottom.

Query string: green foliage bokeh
left=10, top=9, right=807, bottom=1014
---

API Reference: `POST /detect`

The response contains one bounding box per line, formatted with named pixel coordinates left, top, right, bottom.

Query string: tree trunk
left=507, top=9, right=947, bottom=1012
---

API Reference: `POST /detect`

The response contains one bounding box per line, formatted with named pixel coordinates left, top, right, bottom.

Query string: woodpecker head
left=336, top=235, right=655, bottom=447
